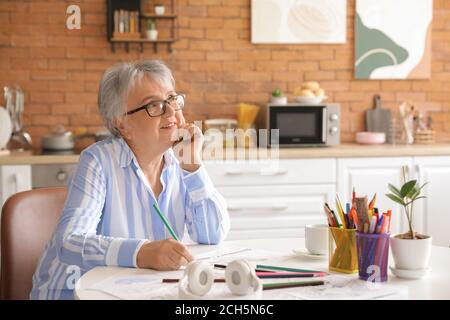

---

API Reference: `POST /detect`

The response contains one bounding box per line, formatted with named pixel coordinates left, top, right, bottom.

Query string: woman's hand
left=136, top=239, right=194, bottom=270
left=172, top=121, right=204, bottom=172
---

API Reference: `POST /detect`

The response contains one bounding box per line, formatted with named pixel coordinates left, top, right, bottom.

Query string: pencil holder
left=356, top=232, right=390, bottom=282
left=328, top=227, right=358, bottom=274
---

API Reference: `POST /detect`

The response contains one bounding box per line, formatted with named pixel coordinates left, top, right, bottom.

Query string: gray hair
left=97, top=60, right=175, bottom=137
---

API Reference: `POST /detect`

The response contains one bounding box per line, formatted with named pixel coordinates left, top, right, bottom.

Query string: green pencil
left=263, top=280, right=324, bottom=290
left=152, top=203, right=179, bottom=241
left=256, top=264, right=322, bottom=273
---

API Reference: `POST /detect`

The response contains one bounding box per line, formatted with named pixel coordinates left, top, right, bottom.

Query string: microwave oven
left=267, top=103, right=340, bottom=147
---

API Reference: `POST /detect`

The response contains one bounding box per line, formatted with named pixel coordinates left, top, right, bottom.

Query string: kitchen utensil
left=42, top=126, right=111, bottom=151
left=355, top=131, right=386, bottom=145
left=365, top=95, right=392, bottom=140
left=0, top=106, right=13, bottom=150
left=399, top=101, right=414, bottom=144
left=42, top=126, right=76, bottom=150
left=3, top=85, right=32, bottom=151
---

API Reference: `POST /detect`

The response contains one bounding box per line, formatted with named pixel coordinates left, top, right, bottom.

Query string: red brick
left=207, top=7, right=240, bottom=17
left=66, top=93, right=97, bottom=104
left=32, top=115, right=69, bottom=126
left=10, top=35, right=46, bottom=47
left=189, top=18, right=224, bottom=29
left=51, top=104, right=87, bottom=115
left=256, top=61, right=287, bottom=72
left=47, top=36, right=84, bottom=48
left=10, top=58, right=48, bottom=70
left=205, top=93, right=237, bottom=104
left=49, top=80, right=85, bottom=92
left=31, top=70, right=67, bottom=81
left=30, top=47, right=66, bottom=58
left=26, top=104, right=51, bottom=115
left=206, top=51, right=237, bottom=61
left=48, top=59, right=84, bottom=70
left=189, top=61, right=222, bottom=72
left=70, top=114, right=103, bottom=126
left=205, top=28, right=239, bottom=40
left=31, top=92, right=64, bottom=103
left=189, top=40, right=222, bottom=50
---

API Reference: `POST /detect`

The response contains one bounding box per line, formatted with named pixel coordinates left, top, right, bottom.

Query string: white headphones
left=178, top=260, right=262, bottom=300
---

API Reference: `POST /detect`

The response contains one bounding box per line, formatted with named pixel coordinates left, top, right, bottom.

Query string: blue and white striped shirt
left=31, top=137, right=230, bottom=299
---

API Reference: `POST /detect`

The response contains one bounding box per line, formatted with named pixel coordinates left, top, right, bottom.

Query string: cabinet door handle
left=228, top=204, right=289, bottom=211
left=259, top=169, right=288, bottom=176
left=225, top=169, right=242, bottom=176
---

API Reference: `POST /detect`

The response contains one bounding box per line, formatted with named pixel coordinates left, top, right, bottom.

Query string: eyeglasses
left=124, top=93, right=186, bottom=117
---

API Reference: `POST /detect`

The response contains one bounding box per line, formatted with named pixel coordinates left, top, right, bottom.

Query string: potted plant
left=154, top=4, right=165, bottom=15
left=386, top=172, right=431, bottom=277
left=270, top=88, right=287, bottom=104
left=146, top=19, right=158, bottom=40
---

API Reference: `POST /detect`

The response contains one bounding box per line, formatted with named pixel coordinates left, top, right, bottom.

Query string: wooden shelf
left=107, top=0, right=178, bottom=53
left=140, top=13, right=177, bottom=19
left=110, top=38, right=175, bottom=43
left=110, top=38, right=176, bottom=53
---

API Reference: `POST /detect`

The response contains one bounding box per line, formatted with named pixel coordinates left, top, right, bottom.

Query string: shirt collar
left=114, top=137, right=176, bottom=169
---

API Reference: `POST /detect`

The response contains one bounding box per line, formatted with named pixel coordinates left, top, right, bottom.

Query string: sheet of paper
left=271, top=275, right=409, bottom=300
left=85, top=268, right=181, bottom=300
left=85, top=267, right=226, bottom=300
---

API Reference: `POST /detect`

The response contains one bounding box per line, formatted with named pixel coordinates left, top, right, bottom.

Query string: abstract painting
left=251, top=0, right=347, bottom=44
left=355, top=0, right=433, bottom=79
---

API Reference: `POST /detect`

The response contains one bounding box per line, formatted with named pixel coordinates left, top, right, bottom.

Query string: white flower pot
left=154, top=6, right=165, bottom=15
left=390, top=234, right=432, bottom=271
left=270, top=96, right=288, bottom=104
left=146, top=30, right=158, bottom=41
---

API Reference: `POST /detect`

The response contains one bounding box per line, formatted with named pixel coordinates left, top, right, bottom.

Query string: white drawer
left=205, top=158, right=336, bottom=186
left=219, top=184, right=334, bottom=240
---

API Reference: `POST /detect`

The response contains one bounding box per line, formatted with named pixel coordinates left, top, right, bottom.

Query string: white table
left=75, top=238, right=450, bottom=300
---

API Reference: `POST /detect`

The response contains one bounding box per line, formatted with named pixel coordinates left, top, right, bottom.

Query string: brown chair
left=1, top=188, right=66, bottom=300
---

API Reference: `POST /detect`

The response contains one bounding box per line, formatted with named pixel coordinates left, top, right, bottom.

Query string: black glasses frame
left=124, top=93, right=186, bottom=117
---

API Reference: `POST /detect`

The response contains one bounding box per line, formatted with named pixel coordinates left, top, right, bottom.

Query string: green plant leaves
left=400, top=180, right=417, bottom=198
left=385, top=193, right=406, bottom=206
left=272, top=88, right=282, bottom=97
left=388, top=184, right=401, bottom=197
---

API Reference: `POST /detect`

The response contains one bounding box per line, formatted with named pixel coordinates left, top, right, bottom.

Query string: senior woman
left=31, top=60, right=230, bottom=299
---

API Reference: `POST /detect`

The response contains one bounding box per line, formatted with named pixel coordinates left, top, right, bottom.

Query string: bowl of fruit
left=293, top=81, right=327, bottom=104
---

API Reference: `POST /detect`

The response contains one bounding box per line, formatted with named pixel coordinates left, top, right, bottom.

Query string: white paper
left=274, top=275, right=409, bottom=300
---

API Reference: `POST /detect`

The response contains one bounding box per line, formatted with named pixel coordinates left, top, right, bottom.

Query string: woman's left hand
left=172, top=121, right=204, bottom=172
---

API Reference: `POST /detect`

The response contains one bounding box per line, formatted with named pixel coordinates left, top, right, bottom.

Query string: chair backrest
left=0, top=188, right=66, bottom=300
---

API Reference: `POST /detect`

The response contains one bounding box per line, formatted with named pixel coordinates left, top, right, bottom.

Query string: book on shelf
left=113, top=9, right=141, bottom=40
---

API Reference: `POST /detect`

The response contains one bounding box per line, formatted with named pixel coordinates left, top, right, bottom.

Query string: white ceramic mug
left=305, top=224, right=329, bottom=255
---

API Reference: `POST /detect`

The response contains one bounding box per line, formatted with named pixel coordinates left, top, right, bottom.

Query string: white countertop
left=75, top=237, right=450, bottom=300
left=2, top=144, right=450, bottom=165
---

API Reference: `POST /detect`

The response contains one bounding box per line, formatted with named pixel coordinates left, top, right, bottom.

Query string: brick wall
left=1, top=0, right=450, bottom=148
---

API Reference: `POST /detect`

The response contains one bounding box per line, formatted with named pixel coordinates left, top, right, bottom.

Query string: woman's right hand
left=136, top=239, right=194, bottom=270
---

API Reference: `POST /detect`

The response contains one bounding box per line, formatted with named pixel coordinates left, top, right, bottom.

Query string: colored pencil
left=263, top=280, right=324, bottom=290
left=256, top=264, right=323, bottom=273
left=152, top=203, right=179, bottom=241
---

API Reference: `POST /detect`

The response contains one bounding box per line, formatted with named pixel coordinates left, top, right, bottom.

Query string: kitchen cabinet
left=337, top=156, right=450, bottom=247
left=218, top=184, right=335, bottom=240
left=205, top=159, right=335, bottom=240
left=413, top=156, right=450, bottom=247
left=0, top=165, right=31, bottom=206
